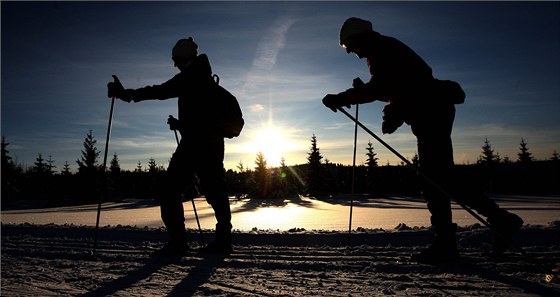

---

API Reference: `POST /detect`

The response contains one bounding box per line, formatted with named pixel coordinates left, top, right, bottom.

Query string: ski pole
left=348, top=77, right=365, bottom=247
left=348, top=104, right=359, bottom=247
left=338, top=106, right=556, bottom=281
left=93, top=75, right=119, bottom=256
left=169, top=116, right=205, bottom=245
left=336, top=106, right=492, bottom=229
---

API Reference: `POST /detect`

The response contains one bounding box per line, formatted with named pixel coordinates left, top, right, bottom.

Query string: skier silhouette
left=323, top=17, right=523, bottom=263
left=108, top=37, right=233, bottom=256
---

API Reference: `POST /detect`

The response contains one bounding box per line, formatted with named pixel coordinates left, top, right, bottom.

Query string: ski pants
left=410, top=104, right=500, bottom=232
left=159, top=135, right=232, bottom=242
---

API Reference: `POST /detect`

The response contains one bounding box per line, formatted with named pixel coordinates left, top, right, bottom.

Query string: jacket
left=130, top=54, right=218, bottom=137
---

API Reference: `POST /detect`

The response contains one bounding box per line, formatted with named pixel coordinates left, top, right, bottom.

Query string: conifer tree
left=76, top=130, right=100, bottom=174
left=365, top=141, right=379, bottom=195
left=62, top=161, right=72, bottom=176
left=109, top=153, right=121, bottom=174
left=517, top=138, right=534, bottom=163
left=306, top=133, right=327, bottom=197
left=254, top=151, right=270, bottom=198
left=148, top=158, right=158, bottom=173
left=33, top=153, right=47, bottom=174
left=365, top=141, right=378, bottom=168
left=478, top=138, right=500, bottom=165
left=552, top=150, right=559, bottom=161
left=1, top=136, right=13, bottom=170
left=46, top=155, right=56, bottom=174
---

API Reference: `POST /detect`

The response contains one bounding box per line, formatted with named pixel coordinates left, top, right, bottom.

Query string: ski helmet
left=172, top=37, right=198, bottom=59
left=339, top=17, right=373, bottom=46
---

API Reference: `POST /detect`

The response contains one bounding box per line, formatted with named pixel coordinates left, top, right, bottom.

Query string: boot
left=487, top=209, right=523, bottom=255
left=199, top=223, right=233, bottom=255
left=411, top=223, right=459, bottom=264
left=153, top=234, right=189, bottom=257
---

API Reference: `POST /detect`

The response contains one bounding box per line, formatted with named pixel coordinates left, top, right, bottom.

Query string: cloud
left=250, top=104, right=265, bottom=112
left=240, top=15, right=298, bottom=100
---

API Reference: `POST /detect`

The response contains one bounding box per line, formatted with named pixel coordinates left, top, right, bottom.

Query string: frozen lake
left=2, top=195, right=559, bottom=231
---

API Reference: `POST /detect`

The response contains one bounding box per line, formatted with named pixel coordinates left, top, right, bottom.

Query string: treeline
left=2, top=132, right=559, bottom=208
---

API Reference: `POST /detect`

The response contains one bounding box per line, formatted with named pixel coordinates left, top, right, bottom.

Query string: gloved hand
left=167, top=115, right=180, bottom=131
left=382, top=103, right=404, bottom=134
left=322, top=93, right=350, bottom=112
left=352, top=77, right=365, bottom=88
left=107, top=75, right=132, bottom=102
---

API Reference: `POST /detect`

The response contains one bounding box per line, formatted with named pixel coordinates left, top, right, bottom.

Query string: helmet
left=339, top=17, right=372, bottom=46
left=172, top=37, right=198, bottom=59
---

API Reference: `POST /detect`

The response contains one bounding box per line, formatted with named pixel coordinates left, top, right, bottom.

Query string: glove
left=352, top=77, right=365, bottom=88
left=167, top=115, right=180, bottom=131
left=322, top=93, right=350, bottom=112
left=381, top=103, right=404, bottom=134
left=107, top=75, right=132, bottom=102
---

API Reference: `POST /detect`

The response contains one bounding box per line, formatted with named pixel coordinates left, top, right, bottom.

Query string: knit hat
left=339, top=17, right=373, bottom=46
left=172, top=37, right=198, bottom=59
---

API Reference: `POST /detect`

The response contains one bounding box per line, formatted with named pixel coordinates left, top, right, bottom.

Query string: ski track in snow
left=2, top=223, right=560, bottom=296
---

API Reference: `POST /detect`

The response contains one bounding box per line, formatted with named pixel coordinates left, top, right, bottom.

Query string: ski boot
left=153, top=235, right=189, bottom=257
left=199, top=225, right=233, bottom=255
left=410, top=223, right=460, bottom=264
left=487, top=209, right=523, bottom=255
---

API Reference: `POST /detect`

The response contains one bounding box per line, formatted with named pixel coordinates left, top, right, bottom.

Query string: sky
left=2, top=1, right=559, bottom=172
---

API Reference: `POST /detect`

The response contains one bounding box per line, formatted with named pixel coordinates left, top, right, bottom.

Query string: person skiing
left=107, top=37, right=233, bottom=256
left=323, top=17, right=523, bottom=263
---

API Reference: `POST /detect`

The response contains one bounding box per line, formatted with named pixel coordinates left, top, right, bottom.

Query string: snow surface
left=3, top=194, right=560, bottom=231
left=2, top=222, right=560, bottom=296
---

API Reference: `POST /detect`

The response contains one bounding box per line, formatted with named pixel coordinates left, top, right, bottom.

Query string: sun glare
left=247, top=126, right=298, bottom=167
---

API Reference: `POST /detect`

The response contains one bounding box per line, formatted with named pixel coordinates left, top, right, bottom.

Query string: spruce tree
left=148, top=158, right=158, bottom=173
left=33, top=153, right=47, bottom=174
left=365, top=141, right=378, bottom=168
left=478, top=138, right=500, bottom=165
left=365, top=141, right=379, bottom=195
left=517, top=138, right=534, bottom=163
left=109, top=153, right=121, bottom=174
left=76, top=130, right=100, bottom=174
left=306, top=133, right=327, bottom=197
left=62, top=161, right=72, bottom=176
left=46, top=155, right=56, bottom=175
left=254, top=151, right=270, bottom=198
left=1, top=136, right=13, bottom=170
left=552, top=150, right=559, bottom=161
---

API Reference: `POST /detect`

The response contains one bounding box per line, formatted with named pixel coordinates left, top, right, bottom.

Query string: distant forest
left=2, top=131, right=559, bottom=208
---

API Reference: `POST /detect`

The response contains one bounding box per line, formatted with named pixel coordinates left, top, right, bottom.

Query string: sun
left=247, top=126, right=298, bottom=167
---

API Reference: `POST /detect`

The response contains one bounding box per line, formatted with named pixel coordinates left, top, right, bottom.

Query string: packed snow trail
left=2, top=223, right=559, bottom=296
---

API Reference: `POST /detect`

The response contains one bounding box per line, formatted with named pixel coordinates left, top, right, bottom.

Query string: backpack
left=210, top=74, right=244, bottom=138
left=432, top=79, right=466, bottom=104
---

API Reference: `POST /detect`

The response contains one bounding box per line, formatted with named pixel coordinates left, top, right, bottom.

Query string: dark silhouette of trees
left=2, top=132, right=559, bottom=209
